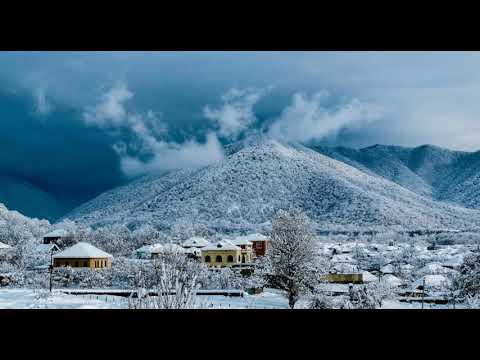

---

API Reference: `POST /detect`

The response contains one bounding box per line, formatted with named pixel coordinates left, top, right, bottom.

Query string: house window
left=227, top=255, right=234, bottom=263
left=215, top=255, right=223, bottom=263
left=242, top=255, right=246, bottom=263
left=65, top=261, right=69, bottom=267
left=83, top=261, right=88, bottom=267
left=238, top=256, right=241, bottom=261
left=74, top=261, right=79, bottom=267
left=205, top=256, right=211, bottom=263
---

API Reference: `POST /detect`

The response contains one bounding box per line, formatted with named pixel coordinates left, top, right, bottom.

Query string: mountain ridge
left=63, top=138, right=480, bottom=233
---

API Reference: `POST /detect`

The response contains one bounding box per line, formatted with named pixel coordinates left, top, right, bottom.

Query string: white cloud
left=84, top=83, right=224, bottom=177
left=34, top=88, right=53, bottom=115
left=83, top=82, right=133, bottom=127
left=204, top=87, right=270, bottom=139
left=119, top=132, right=224, bottom=176
left=268, top=91, right=384, bottom=143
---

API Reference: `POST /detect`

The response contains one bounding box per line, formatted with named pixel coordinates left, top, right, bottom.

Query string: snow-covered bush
left=464, top=294, right=480, bottom=309
left=308, top=293, right=335, bottom=309
left=342, top=283, right=389, bottom=309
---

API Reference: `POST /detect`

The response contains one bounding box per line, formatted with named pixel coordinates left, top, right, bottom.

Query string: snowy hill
left=64, top=138, right=480, bottom=232
left=0, top=175, right=65, bottom=221
left=0, top=202, right=51, bottom=245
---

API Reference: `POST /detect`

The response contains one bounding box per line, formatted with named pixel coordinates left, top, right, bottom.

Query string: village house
left=53, top=242, right=113, bottom=269
left=134, top=244, right=164, bottom=259
left=201, top=240, right=242, bottom=268
left=234, top=233, right=270, bottom=257
left=230, top=237, right=254, bottom=264
left=42, top=229, right=72, bottom=246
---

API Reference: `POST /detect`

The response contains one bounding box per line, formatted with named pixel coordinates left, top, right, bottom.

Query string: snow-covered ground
left=0, top=289, right=126, bottom=309
left=0, top=288, right=291, bottom=309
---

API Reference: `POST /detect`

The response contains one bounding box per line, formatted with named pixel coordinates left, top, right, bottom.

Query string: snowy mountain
left=64, top=138, right=480, bottom=232
left=312, top=144, right=480, bottom=209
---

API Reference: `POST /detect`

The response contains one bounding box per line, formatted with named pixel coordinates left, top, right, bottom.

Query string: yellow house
left=230, top=237, right=254, bottom=264
left=53, top=242, right=113, bottom=269
left=201, top=240, right=242, bottom=268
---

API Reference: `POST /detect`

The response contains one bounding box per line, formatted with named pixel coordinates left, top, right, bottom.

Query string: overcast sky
left=1, top=51, right=480, bottom=218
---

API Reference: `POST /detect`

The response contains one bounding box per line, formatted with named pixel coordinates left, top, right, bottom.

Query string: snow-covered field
left=0, top=288, right=464, bottom=309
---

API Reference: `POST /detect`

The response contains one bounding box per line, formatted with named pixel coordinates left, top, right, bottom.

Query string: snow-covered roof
left=362, top=271, right=378, bottom=283
left=380, top=264, right=395, bottom=274
left=413, top=275, right=451, bottom=290
left=161, top=243, right=186, bottom=253
left=381, top=274, right=403, bottom=287
left=332, top=263, right=358, bottom=273
left=202, top=240, right=241, bottom=251
left=234, top=233, right=269, bottom=242
left=0, top=241, right=11, bottom=250
left=182, top=237, right=210, bottom=248
left=135, top=243, right=164, bottom=254
left=419, top=262, right=456, bottom=275
left=43, top=229, right=69, bottom=238
left=229, top=236, right=253, bottom=246
left=53, top=242, right=113, bottom=259
left=331, top=254, right=355, bottom=263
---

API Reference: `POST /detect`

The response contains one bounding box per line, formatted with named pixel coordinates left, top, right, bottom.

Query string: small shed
left=53, top=242, right=113, bottom=269
left=0, top=241, right=11, bottom=252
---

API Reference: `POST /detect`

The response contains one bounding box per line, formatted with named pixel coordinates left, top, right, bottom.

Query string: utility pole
left=421, top=277, right=425, bottom=310
left=49, top=247, right=54, bottom=293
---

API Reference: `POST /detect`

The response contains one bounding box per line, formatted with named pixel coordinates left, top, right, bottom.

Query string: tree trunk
left=288, top=291, right=296, bottom=309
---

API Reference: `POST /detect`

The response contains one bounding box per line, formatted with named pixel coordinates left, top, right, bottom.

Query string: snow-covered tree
left=265, top=208, right=318, bottom=309
left=452, top=253, right=480, bottom=299
left=129, top=251, right=203, bottom=309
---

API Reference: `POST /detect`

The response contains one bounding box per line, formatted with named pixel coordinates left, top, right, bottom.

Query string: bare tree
left=266, top=208, right=318, bottom=309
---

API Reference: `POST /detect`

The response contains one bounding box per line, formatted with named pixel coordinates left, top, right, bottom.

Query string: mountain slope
left=64, top=139, right=480, bottom=232
left=311, top=144, right=480, bottom=209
